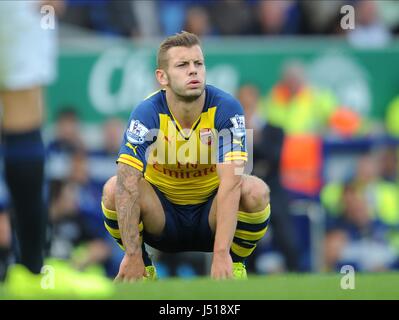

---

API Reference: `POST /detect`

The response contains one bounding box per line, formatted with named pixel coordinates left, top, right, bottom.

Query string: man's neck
left=166, top=90, right=205, bottom=129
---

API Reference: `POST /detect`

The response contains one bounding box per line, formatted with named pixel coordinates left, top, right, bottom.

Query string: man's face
left=57, top=115, right=79, bottom=142
left=160, top=45, right=206, bottom=102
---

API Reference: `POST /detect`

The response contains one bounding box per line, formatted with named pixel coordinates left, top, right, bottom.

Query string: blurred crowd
left=59, top=0, right=399, bottom=47
left=237, top=65, right=399, bottom=274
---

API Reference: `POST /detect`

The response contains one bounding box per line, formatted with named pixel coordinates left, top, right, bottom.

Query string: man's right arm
left=114, top=99, right=158, bottom=281
left=114, top=162, right=146, bottom=281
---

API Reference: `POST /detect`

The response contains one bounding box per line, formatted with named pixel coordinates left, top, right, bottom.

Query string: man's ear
left=156, top=69, right=168, bottom=86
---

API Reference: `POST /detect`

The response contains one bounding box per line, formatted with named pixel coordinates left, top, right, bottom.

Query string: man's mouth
left=187, top=80, right=200, bottom=87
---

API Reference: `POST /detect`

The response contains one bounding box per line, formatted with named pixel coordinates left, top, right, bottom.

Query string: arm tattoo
left=115, top=162, right=142, bottom=256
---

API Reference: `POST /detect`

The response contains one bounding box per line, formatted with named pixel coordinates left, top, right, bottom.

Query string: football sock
left=230, top=204, right=271, bottom=263
left=2, top=129, right=46, bottom=274
left=102, top=202, right=152, bottom=266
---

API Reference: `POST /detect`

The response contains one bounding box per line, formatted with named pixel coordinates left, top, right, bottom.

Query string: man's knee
left=102, top=176, right=117, bottom=211
left=240, top=176, right=270, bottom=212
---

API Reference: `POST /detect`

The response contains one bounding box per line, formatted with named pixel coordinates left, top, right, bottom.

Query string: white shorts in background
left=0, top=1, right=57, bottom=90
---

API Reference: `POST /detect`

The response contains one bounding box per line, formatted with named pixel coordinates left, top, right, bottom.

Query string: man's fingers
left=211, top=269, right=233, bottom=280
left=114, top=274, right=121, bottom=283
left=115, top=273, right=146, bottom=283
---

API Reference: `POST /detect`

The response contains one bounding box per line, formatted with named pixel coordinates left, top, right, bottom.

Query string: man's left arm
left=211, top=161, right=245, bottom=279
left=212, top=94, right=248, bottom=279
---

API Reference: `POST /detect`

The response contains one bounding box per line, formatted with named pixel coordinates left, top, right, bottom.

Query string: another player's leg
left=0, top=210, right=11, bottom=281
left=101, top=175, right=166, bottom=280
left=0, top=89, right=114, bottom=298
left=0, top=87, right=46, bottom=276
left=209, top=175, right=270, bottom=279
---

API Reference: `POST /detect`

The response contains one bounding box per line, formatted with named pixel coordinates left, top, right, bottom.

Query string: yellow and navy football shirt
left=117, top=85, right=247, bottom=205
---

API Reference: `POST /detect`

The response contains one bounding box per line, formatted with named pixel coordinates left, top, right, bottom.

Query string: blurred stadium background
left=1, top=0, right=399, bottom=291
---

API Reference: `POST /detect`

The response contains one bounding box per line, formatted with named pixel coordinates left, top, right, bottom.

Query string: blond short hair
left=157, top=31, right=201, bottom=69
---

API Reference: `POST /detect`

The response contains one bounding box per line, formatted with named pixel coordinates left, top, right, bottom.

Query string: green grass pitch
left=1, top=272, right=398, bottom=300
left=112, top=273, right=399, bottom=300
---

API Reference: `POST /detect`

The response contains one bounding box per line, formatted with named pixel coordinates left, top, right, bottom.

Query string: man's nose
left=188, top=62, right=198, bottom=75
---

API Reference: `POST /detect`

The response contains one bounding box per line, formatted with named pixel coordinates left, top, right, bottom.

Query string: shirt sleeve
left=214, top=95, right=248, bottom=163
left=117, top=100, right=159, bottom=173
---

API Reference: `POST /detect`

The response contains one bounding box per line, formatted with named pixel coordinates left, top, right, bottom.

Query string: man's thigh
left=138, top=178, right=166, bottom=237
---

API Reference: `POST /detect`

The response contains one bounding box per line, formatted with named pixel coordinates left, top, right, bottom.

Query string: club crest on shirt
left=229, top=114, right=246, bottom=137
left=199, top=128, right=214, bottom=145
left=126, top=119, right=149, bottom=144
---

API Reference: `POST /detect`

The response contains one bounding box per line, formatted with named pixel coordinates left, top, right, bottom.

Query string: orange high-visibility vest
left=280, top=134, right=323, bottom=196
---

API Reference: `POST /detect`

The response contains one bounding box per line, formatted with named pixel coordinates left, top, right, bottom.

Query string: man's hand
left=211, top=251, right=233, bottom=280
left=114, top=253, right=147, bottom=282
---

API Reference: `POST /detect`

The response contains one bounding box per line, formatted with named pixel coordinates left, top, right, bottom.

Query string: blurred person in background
left=47, top=107, right=84, bottom=180
left=347, top=0, right=391, bottom=48
left=48, top=178, right=111, bottom=273
left=49, top=108, right=83, bottom=153
left=88, top=117, right=125, bottom=186
left=238, top=84, right=300, bottom=273
left=321, top=149, right=399, bottom=268
left=130, top=0, right=162, bottom=39
left=378, top=145, right=398, bottom=183
left=0, top=0, right=63, bottom=284
left=260, top=60, right=338, bottom=197
left=158, top=0, right=213, bottom=37
left=324, top=182, right=398, bottom=272
left=251, top=0, right=297, bottom=35
left=322, top=151, right=399, bottom=227
left=61, top=0, right=140, bottom=38
left=208, top=0, right=254, bottom=36
left=183, top=6, right=213, bottom=38
left=298, top=0, right=345, bottom=35
left=158, top=0, right=188, bottom=36
left=260, top=60, right=338, bottom=136
left=50, top=147, right=120, bottom=278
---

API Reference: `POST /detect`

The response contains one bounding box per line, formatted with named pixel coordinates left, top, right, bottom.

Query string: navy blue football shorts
left=143, top=183, right=217, bottom=253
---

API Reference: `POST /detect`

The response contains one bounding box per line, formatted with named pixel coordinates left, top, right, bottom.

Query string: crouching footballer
left=101, top=32, right=270, bottom=281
